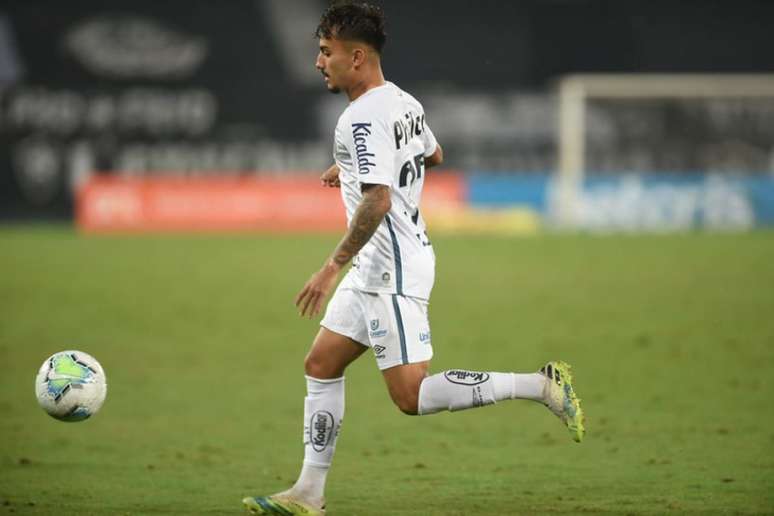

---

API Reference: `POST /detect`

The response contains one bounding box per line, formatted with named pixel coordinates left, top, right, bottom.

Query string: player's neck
left=346, top=69, right=386, bottom=102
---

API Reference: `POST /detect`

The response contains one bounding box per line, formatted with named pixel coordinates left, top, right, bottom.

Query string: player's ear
left=351, top=47, right=366, bottom=69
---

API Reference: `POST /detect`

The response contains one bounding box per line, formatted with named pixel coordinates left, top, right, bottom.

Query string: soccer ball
left=35, top=350, right=107, bottom=422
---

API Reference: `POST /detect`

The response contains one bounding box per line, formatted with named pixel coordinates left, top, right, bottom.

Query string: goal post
left=555, top=74, right=774, bottom=229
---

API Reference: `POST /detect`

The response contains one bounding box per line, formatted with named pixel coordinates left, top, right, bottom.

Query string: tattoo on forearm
left=332, top=187, right=388, bottom=267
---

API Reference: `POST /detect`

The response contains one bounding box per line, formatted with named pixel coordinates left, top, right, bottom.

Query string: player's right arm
left=297, top=104, right=397, bottom=317
left=329, top=183, right=391, bottom=268
left=295, top=183, right=391, bottom=318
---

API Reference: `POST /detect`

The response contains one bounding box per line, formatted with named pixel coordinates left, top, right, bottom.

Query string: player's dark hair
left=316, top=1, right=387, bottom=54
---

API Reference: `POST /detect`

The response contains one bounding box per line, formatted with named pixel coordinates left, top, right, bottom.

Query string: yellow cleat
left=242, top=494, right=325, bottom=516
left=539, top=361, right=585, bottom=443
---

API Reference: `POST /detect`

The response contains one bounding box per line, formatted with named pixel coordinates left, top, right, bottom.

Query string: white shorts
left=321, top=281, right=433, bottom=370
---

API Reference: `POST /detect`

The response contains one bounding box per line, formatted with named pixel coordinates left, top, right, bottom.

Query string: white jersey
left=333, top=81, right=438, bottom=300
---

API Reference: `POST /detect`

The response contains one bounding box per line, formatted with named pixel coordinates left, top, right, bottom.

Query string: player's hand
left=320, top=164, right=340, bottom=188
left=295, top=260, right=342, bottom=318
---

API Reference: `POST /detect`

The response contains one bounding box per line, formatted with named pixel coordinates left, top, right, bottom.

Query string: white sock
left=511, top=373, right=546, bottom=401
left=289, top=375, right=344, bottom=505
left=418, top=370, right=545, bottom=415
left=291, top=463, right=328, bottom=505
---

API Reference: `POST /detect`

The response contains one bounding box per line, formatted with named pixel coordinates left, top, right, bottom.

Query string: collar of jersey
left=350, top=81, right=392, bottom=105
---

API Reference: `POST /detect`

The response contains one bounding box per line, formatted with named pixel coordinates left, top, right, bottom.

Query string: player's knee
left=304, top=352, right=338, bottom=379
left=392, top=391, right=420, bottom=416
left=304, top=351, right=348, bottom=379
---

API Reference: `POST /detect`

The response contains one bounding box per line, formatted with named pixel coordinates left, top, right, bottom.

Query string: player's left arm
left=320, top=163, right=340, bottom=187
left=295, top=183, right=391, bottom=317
left=424, top=143, right=443, bottom=169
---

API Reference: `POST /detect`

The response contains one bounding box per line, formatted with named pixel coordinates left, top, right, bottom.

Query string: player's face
left=316, top=37, right=352, bottom=94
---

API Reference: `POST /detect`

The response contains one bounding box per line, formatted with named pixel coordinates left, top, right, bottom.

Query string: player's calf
left=415, top=365, right=585, bottom=441
left=417, top=369, right=545, bottom=414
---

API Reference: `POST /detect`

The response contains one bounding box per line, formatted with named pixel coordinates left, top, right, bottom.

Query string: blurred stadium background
left=1, top=0, right=773, bottom=232
left=2, top=1, right=774, bottom=515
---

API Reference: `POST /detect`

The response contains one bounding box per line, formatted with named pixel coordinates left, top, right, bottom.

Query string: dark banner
left=0, top=0, right=325, bottom=219
left=2, top=0, right=773, bottom=219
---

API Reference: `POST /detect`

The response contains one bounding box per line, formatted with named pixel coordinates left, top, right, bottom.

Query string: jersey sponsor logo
left=309, top=410, right=335, bottom=452
left=394, top=111, right=425, bottom=150
left=351, top=122, right=376, bottom=174
left=419, top=331, right=431, bottom=343
left=444, top=370, right=490, bottom=385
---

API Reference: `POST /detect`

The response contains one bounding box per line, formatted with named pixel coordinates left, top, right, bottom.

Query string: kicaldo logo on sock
left=309, top=410, right=335, bottom=452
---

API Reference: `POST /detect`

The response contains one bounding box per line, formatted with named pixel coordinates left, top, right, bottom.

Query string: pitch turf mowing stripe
left=385, top=215, right=403, bottom=295
left=391, top=294, right=408, bottom=365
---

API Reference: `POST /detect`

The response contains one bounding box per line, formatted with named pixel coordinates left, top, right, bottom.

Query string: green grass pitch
left=1, top=226, right=773, bottom=515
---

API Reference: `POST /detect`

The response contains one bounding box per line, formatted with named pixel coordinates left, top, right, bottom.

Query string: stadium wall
left=466, top=173, right=774, bottom=232
left=75, top=173, right=774, bottom=234
left=3, top=1, right=773, bottom=232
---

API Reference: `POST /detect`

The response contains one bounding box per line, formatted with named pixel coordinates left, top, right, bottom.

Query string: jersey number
left=399, top=153, right=430, bottom=247
left=399, top=153, right=424, bottom=188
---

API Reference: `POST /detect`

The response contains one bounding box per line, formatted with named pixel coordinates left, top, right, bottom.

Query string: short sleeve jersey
left=333, top=82, right=438, bottom=300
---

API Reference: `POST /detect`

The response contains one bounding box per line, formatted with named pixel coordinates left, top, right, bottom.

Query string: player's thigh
left=310, top=281, right=371, bottom=379
left=305, top=327, right=368, bottom=379
left=364, top=293, right=433, bottom=371
left=381, top=360, right=430, bottom=415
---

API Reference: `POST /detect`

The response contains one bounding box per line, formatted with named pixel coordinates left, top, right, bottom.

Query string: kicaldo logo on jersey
left=351, top=122, right=376, bottom=174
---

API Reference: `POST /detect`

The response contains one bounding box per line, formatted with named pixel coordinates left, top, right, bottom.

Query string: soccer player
left=243, top=3, right=584, bottom=515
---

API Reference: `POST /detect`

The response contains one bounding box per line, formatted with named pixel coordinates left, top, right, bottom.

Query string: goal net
left=553, top=74, right=774, bottom=231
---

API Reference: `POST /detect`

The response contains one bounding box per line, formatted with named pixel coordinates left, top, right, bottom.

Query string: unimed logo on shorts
left=369, top=319, right=387, bottom=338
left=309, top=410, right=335, bottom=452
left=444, top=370, right=490, bottom=385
